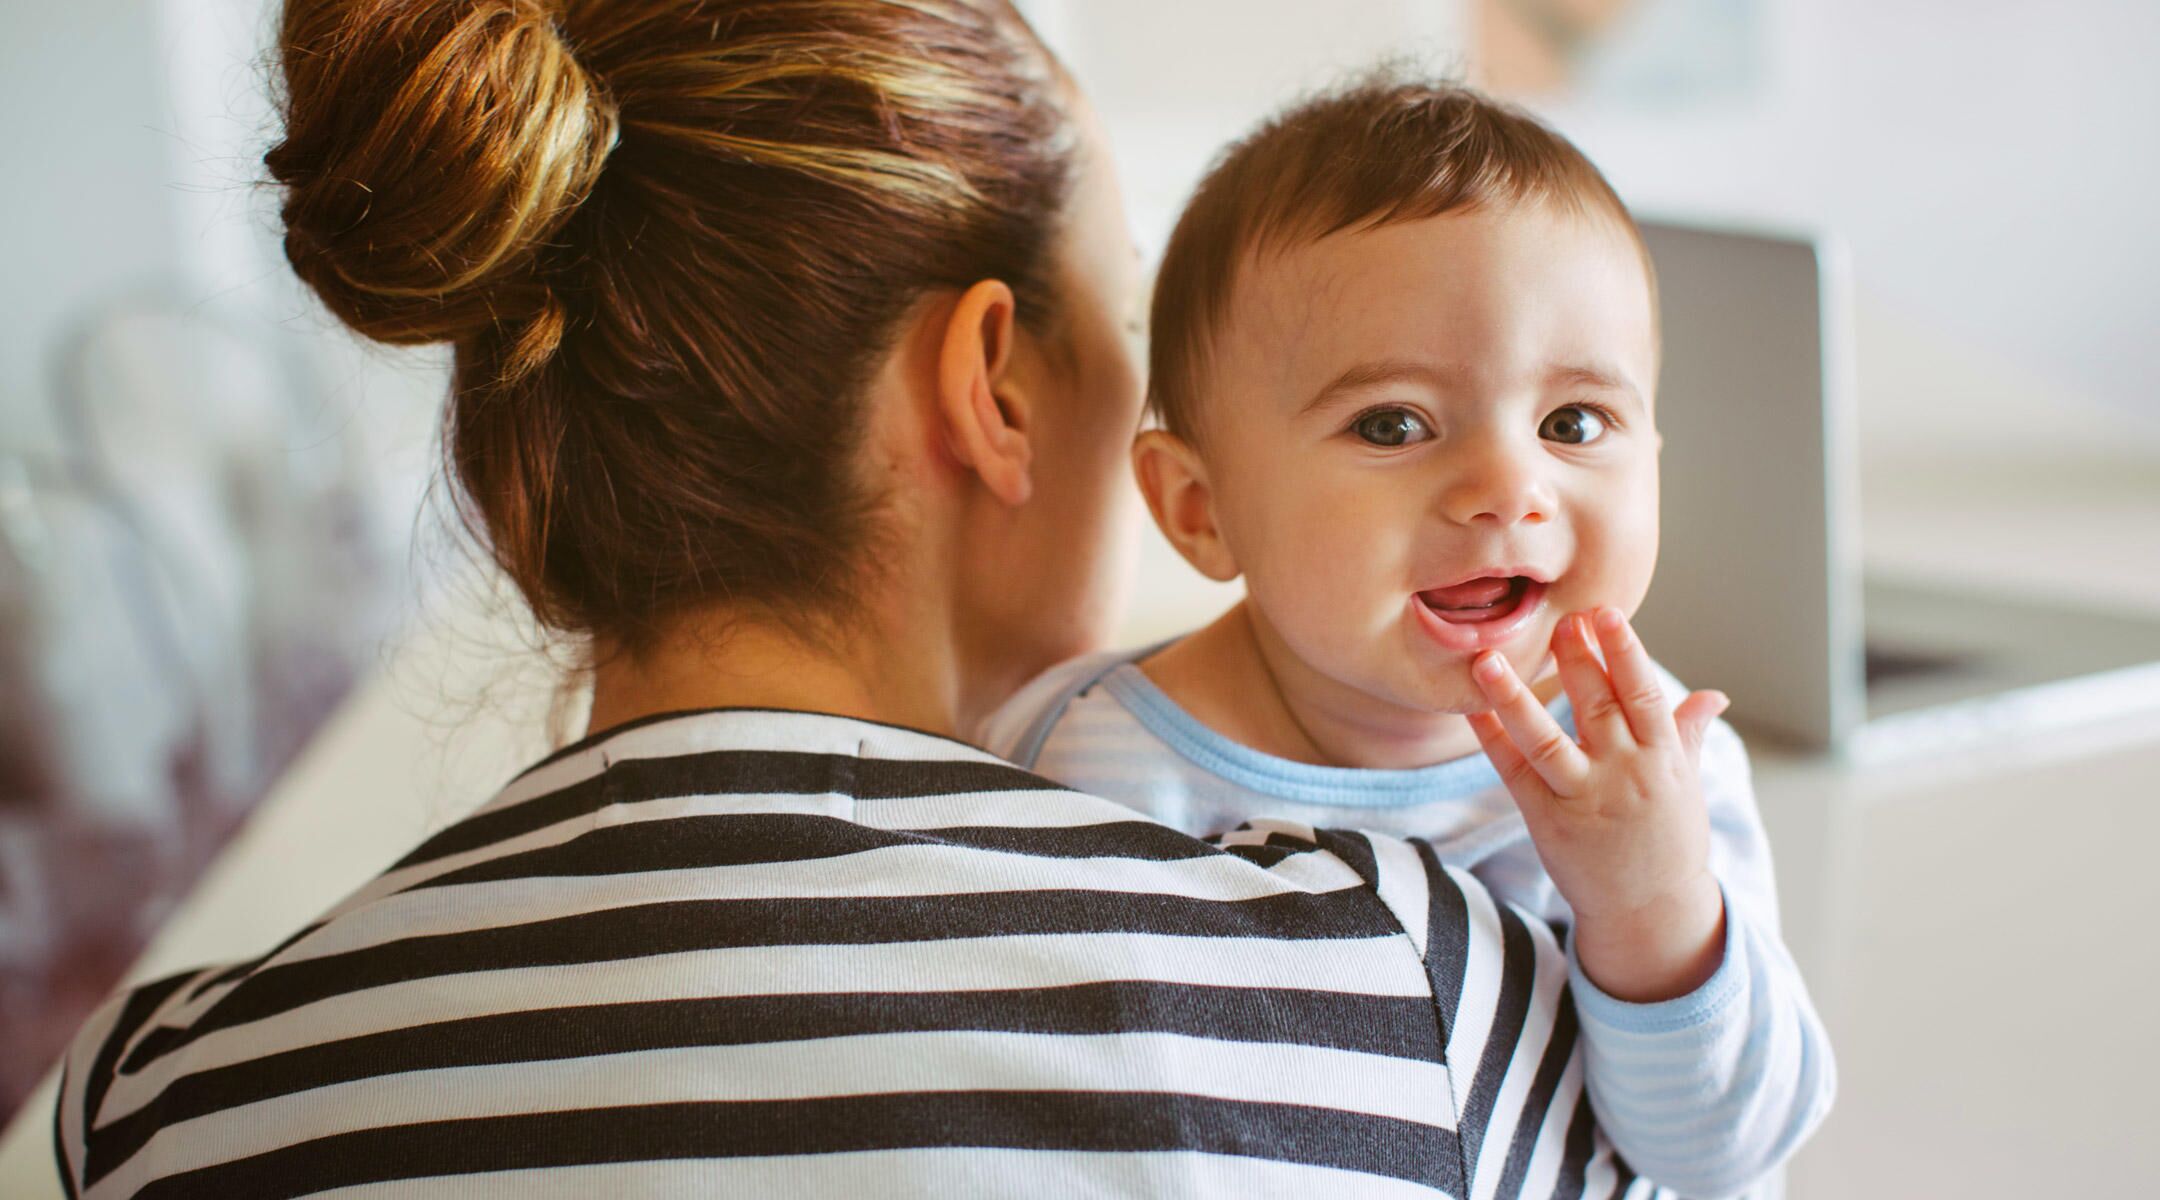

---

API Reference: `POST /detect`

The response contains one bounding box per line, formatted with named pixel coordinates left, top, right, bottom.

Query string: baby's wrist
left=1569, top=873, right=1726, bottom=1003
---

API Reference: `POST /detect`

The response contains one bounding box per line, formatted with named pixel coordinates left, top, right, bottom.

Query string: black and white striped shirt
left=55, top=708, right=1671, bottom=1198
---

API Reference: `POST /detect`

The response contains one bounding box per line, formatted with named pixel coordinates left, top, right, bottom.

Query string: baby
left=986, top=75, right=1834, bottom=1197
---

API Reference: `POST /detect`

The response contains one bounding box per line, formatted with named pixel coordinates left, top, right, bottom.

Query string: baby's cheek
left=1577, top=497, right=1660, bottom=611
left=1304, top=524, right=1415, bottom=644
left=1241, top=514, right=1365, bottom=623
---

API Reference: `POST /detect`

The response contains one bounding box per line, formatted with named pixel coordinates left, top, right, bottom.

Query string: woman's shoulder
left=52, top=709, right=1504, bottom=1195
left=52, top=958, right=234, bottom=1193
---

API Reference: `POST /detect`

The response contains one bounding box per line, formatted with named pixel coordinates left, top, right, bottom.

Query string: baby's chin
left=1275, top=606, right=1556, bottom=719
left=1403, top=641, right=1569, bottom=710
left=1357, top=660, right=1514, bottom=720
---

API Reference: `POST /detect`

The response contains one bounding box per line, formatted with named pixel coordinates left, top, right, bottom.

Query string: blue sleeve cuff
left=1566, top=880, right=1748, bottom=1036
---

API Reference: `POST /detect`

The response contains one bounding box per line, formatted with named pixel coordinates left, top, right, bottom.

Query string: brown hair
left=265, top=0, right=1077, bottom=647
left=1148, top=71, right=1654, bottom=442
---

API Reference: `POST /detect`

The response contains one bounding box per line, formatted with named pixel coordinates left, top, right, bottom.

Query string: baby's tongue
left=1424, top=576, right=1515, bottom=609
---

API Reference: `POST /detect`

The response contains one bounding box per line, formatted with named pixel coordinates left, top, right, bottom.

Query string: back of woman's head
left=265, top=0, right=1076, bottom=647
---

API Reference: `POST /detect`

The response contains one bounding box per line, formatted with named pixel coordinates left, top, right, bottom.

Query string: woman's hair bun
left=265, top=0, right=618, bottom=379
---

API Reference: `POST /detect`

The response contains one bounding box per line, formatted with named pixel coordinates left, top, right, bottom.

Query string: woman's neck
left=1140, top=601, right=1567, bottom=771
left=584, top=605, right=965, bottom=742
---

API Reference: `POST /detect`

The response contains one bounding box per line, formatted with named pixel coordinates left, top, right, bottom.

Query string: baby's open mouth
left=1418, top=575, right=1533, bottom=624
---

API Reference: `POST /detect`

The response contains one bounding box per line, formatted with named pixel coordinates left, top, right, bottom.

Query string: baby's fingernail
left=1474, top=653, right=1504, bottom=681
left=1596, top=606, right=1624, bottom=632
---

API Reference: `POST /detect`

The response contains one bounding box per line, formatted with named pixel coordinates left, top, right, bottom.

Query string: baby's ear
left=1132, top=429, right=1239, bottom=582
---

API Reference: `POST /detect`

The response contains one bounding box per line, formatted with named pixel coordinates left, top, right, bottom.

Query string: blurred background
left=2, top=0, right=2157, bottom=1195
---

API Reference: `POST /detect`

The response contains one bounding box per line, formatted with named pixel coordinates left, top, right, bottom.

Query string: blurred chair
left=0, top=286, right=404, bottom=1122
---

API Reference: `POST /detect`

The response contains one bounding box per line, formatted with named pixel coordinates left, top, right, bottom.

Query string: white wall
left=0, top=0, right=451, bottom=580
left=1025, top=0, right=1466, bottom=261
left=0, top=0, right=178, bottom=454
left=1537, top=0, right=2160, bottom=463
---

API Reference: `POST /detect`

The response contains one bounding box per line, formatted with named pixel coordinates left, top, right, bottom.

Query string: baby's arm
left=1468, top=612, right=1836, bottom=1196
left=1563, top=712, right=1836, bottom=1197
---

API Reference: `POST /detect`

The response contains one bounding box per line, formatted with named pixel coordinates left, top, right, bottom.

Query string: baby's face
left=1197, top=203, right=1661, bottom=718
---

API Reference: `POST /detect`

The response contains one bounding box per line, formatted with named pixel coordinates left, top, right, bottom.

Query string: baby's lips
left=1416, top=563, right=1558, bottom=601
left=1419, top=575, right=1519, bottom=609
left=1411, top=578, right=1551, bottom=651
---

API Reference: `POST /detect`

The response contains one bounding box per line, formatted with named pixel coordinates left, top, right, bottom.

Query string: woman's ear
left=1132, top=428, right=1239, bottom=582
left=935, top=279, right=1032, bottom=506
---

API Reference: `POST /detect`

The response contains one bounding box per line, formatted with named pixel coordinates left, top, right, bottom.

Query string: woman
left=53, top=2, right=1629, bottom=1196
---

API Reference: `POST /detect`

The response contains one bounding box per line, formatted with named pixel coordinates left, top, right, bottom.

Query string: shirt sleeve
left=1564, top=713, right=1838, bottom=1198
left=53, top=964, right=229, bottom=1198
left=53, top=981, right=138, bottom=1198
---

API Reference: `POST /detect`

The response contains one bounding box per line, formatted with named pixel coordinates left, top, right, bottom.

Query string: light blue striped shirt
left=983, top=646, right=1836, bottom=1199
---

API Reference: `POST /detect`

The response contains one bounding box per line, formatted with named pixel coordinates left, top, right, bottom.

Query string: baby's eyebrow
left=1299, top=359, right=1647, bottom=417
left=1549, top=362, right=1642, bottom=400
left=1299, top=360, right=1452, bottom=416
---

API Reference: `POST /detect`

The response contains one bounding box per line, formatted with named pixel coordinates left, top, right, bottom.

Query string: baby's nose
left=1438, top=448, right=1552, bottom=526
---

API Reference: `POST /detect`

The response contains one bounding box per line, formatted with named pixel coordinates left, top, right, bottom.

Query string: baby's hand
left=1466, top=606, right=1729, bottom=1003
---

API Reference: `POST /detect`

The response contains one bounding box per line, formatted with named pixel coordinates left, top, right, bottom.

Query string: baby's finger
left=1591, top=607, right=1677, bottom=748
left=1673, top=689, right=1731, bottom=762
left=1466, top=710, right=1553, bottom=809
left=1553, top=613, right=1636, bottom=757
left=1472, top=650, right=1590, bottom=795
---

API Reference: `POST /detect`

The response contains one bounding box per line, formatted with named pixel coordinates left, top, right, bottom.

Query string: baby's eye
left=1352, top=408, right=1433, bottom=447
left=1540, top=404, right=1611, bottom=445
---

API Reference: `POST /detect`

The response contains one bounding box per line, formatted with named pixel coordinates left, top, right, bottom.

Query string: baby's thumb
left=1673, top=690, right=1730, bottom=761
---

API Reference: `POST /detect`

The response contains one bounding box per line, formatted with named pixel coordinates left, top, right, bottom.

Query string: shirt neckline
left=518, top=704, right=1000, bottom=777
left=1099, top=660, right=1578, bottom=809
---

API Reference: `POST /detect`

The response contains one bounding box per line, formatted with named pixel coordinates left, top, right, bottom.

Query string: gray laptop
left=1629, top=219, right=2160, bottom=763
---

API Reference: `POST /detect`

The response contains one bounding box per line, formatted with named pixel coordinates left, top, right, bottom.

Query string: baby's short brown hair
left=1148, top=71, right=1655, bottom=442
